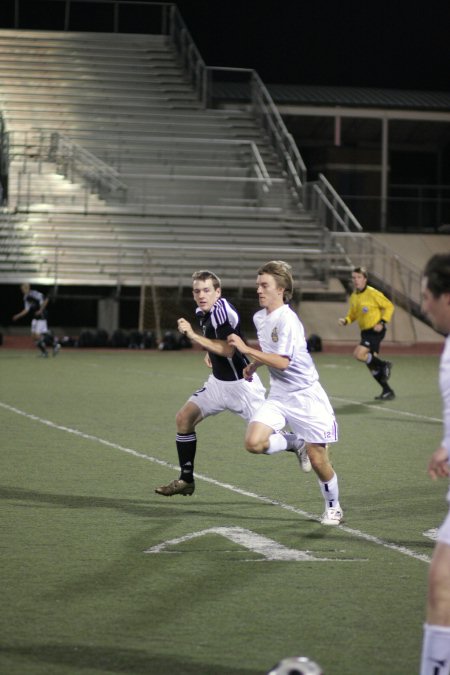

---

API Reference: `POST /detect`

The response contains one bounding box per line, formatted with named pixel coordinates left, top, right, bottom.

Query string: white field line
left=331, top=395, right=442, bottom=423
left=0, top=400, right=433, bottom=564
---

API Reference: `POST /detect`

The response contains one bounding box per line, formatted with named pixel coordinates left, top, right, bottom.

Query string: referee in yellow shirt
left=338, top=266, right=395, bottom=400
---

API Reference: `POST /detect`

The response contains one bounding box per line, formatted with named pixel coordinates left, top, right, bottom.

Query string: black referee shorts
left=360, top=327, right=386, bottom=353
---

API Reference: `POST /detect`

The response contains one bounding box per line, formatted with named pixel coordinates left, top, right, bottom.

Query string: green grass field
left=0, top=347, right=446, bottom=675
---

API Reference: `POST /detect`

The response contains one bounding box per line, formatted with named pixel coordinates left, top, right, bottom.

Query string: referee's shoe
left=375, top=389, right=395, bottom=401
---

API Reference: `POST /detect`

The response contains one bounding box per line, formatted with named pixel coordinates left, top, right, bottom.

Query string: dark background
left=169, top=0, right=450, bottom=92
left=0, top=0, right=448, bottom=92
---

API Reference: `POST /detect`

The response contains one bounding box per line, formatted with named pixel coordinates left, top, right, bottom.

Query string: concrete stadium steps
left=0, top=29, right=284, bottom=183
left=0, top=30, right=175, bottom=62
left=0, top=245, right=327, bottom=289
left=0, top=28, right=323, bottom=287
left=7, top=160, right=107, bottom=211
left=7, top=161, right=291, bottom=211
left=0, top=209, right=325, bottom=286
left=1, top=211, right=321, bottom=246
left=6, top=127, right=267, bottom=153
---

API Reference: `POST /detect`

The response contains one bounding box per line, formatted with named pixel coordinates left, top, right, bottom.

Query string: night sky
left=171, top=0, right=449, bottom=92
left=0, top=0, right=448, bottom=92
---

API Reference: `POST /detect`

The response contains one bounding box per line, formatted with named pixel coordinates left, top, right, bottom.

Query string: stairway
left=0, top=29, right=325, bottom=288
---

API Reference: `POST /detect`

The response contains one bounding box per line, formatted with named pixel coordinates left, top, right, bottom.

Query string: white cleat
left=321, top=506, right=344, bottom=526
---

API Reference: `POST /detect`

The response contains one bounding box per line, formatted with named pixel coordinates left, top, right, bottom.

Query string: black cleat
left=155, top=479, right=195, bottom=496
left=375, top=390, right=395, bottom=401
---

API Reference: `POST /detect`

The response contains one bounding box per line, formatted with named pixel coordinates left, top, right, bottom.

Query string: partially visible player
left=420, top=253, right=450, bottom=675
left=267, top=656, right=323, bottom=675
left=155, top=269, right=309, bottom=497
left=228, top=260, right=343, bottom=526
left=12, top=283, right=60, bottom=357
left=338, top=266, right=395, bottom=400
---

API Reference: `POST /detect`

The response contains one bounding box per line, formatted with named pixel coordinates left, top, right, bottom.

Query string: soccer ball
left=266, top=655, right=323, bottom=675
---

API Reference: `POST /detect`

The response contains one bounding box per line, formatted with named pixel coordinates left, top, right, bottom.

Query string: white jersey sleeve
left=440, top=336, right=450, bottom=454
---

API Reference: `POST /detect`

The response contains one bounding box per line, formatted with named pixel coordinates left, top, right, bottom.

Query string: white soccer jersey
left=253, top=304, right=319, bottom=394
left=435, top=337, right=450, bottom=544
left=440, top=336, right=450, bottom=454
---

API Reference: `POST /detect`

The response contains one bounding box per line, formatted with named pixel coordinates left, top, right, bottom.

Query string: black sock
left=36, top=339, right=47, bottom=355
left=369, top=354, right=386, bottom=370
left=176, top=432, right=196, bottom=483
left=367, top=363, right=392, bottom=392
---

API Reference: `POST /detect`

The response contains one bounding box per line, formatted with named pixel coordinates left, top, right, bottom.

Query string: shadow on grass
left=0, top=643, right=256, bottom=674
left=0, top=485, right=155, bottom=516
left=0, top=485, right=314, bottom=526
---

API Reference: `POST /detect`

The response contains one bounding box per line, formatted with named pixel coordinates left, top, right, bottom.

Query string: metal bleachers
left=0, top=27, right=327, bottom=289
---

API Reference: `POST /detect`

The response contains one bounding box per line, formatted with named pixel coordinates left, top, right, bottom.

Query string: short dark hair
left=191, top=270, right=221, bottom=290
left=352, top=266, right=368, bottom=279
left=423, top=254, right=450, bottom=297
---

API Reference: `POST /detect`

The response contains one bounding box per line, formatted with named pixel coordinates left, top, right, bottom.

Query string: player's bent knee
left=244, top=434, right=267, bottom=454
left=244, top=440, right=264, bottom=453
left=354, top=346, right=369, bottom=361
left=175, top=405, right=200, bottom=433
left=175, top=409, right=186, bottom=428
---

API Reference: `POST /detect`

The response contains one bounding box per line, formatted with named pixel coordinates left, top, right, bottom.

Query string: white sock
left=420, top=623, right=450, bottom=675
left=319, top=472, right=340, bottom=509
left=264, top=431, right=292, bottom=455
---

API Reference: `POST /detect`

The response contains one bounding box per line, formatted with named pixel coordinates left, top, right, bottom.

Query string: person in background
left=420, top=253, right=450, bottom=675
left=338, top=266, right=395, bottom=400
left=228, top=260, right=343, bottom=526
left=12, top=283, right=60, bottom=357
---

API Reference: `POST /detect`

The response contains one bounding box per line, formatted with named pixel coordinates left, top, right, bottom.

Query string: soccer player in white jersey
left=155, top=270, right=308, bottom=497
left=228, top=260, right=343, bottom=526
left=420, top=253, right=450, bottom=675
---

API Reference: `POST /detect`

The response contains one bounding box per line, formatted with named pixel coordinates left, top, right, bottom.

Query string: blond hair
left=257, top=260, right=294, bottom=303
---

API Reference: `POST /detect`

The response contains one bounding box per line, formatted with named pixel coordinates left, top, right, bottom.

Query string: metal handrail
left=328, top=231, right=423, bottom=315
left=10, top=0, right=174, bottom=33
left=168, top=5, right=208, bottom=106
left=47, top=132, right=127, bottom=198
left=306, top=174, right=363, bottom=234
left=6, top=128, right=128, bottom=204
left=113, top=135, right=272, bottom=187
left=302, top=173, right=424, bottom=320
left=164, top=8, right=308, bottom=203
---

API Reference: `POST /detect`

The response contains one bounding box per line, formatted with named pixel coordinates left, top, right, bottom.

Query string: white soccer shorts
left=188, top=373, right=266, bottom=421
left=31, top=319, right=49, bottom=336
left=250, top=380, right=338, bottom=445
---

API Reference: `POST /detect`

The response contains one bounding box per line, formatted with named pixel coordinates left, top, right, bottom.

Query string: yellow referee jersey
left=344, top=285, right=394, bottom=330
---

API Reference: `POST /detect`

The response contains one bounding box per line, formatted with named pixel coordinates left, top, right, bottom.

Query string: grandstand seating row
left=0, top=28, right=324, bottom=287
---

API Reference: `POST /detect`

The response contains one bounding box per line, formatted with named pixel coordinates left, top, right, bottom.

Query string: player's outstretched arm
left=177, top=317, right=234, bottom=357
left=12, top=308, right=29, bottom=321
left=227, top=334, right=290, bottom=370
